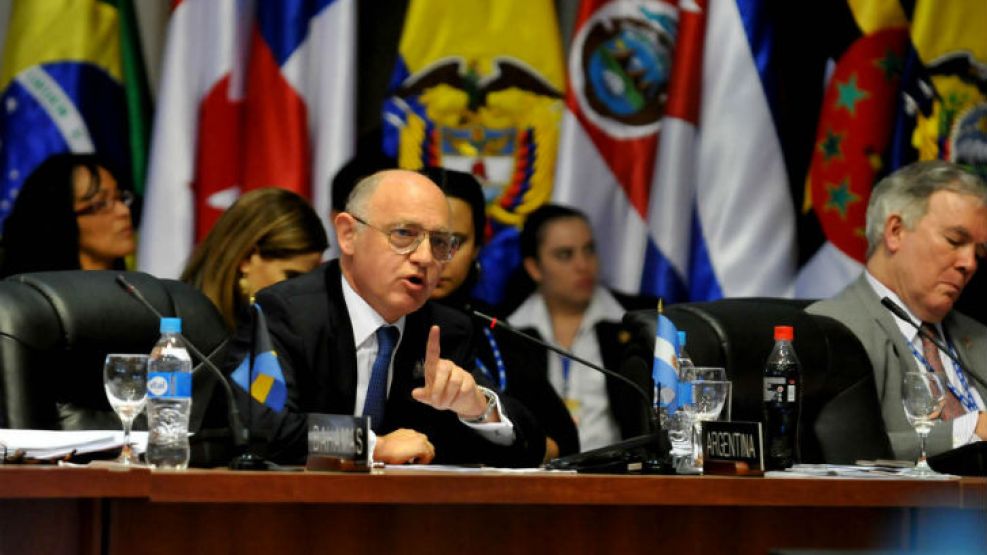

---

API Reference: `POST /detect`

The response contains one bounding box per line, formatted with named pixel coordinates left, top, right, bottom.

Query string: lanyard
left=907, top=332, right=980, bottom=413
left=476, top=327, right=507, bottom=391
left=561, top=355, right=572, bottom=398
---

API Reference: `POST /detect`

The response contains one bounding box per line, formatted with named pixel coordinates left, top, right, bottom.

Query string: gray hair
left=865, top=160, right=987, bottom=258
left=344, top=171, right=387, bottom=218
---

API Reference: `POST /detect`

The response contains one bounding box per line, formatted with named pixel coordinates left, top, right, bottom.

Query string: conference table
left=0, top=465, right=984, bottom=554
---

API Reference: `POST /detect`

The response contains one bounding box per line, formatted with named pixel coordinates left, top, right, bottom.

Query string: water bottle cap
left=160, top=317, right=182, bottom=334
left=774, top=325, right=794, bottom=341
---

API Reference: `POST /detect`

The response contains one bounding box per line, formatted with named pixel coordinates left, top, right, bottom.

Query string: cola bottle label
left=763, top=377, right=786, bottom=402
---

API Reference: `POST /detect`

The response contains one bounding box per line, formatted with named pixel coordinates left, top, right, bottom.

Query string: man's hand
left=975, top=411, right=987, bottom=441
left=373, top=428, right=435, bottom=464
left=411, top=325, right=499, bottom=422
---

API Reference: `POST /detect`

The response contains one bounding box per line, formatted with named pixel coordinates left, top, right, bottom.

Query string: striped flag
left=652, top=312, right=680, bottom=413
left=0, top=0, right=151, bottom=224
left=139, top=0, right=354, bottom=278
left=553, top=0, right=796, bottom=304
left=231, top=303, right=287, bottom=412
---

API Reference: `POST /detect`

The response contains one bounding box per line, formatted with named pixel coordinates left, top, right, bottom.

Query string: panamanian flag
left=139, top=0, right=354, bottom=278
left=0, top=0, right=151, bottom=225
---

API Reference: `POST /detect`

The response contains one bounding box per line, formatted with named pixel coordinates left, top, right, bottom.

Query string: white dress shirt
left=865, top=272, right=985, bottom=447
left=509, top=287, right=624, bottom=451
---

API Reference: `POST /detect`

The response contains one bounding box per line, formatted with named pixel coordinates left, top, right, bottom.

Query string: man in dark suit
left=228, top=169, right=545, bottom=466
left=808, top=161, right=987, bottom=461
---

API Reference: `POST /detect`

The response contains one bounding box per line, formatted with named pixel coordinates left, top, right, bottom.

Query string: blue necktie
left=363, top=326, right=399, bottom=431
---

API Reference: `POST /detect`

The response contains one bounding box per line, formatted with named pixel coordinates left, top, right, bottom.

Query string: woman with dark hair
left=181, top=187, right=329, bottom=330
left=423, top=166, right=579, bottom=461
left=1, top=153, right=135, bottom=277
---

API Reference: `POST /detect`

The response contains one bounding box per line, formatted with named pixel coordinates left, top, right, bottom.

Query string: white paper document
left=0, top=429, right=149, bottom=460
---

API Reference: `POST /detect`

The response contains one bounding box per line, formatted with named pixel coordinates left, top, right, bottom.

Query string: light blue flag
left=651, top=313, right=680, bottom=413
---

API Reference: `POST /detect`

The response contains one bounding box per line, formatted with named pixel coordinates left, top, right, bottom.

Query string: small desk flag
left=231, top=303, right=287, bottom=412
left=652, top=313, right=680, bottom=413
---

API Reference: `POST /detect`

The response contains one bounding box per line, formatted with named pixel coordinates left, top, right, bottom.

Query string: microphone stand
left=116, top=275, right=267, bottom=470
left=472, top=311, right=672, bottom=473
left=879, top=297, right=969, bottom=370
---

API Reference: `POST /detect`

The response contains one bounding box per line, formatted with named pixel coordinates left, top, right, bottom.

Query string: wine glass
left=900, top=371, right=945, bottom=478
left=682, top=378, right=730, bottom=472
left=103, top=354, right=149, bottom=464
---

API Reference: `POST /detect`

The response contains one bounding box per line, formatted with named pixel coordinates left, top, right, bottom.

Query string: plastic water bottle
left=677, top=330, right=694, bottom=372
left=146, top=317, right=192, bottom=469
left=762, top=325, right=800, bottom=470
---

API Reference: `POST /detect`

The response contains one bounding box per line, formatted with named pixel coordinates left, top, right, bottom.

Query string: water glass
left=103, top=354, right=149, bottom=464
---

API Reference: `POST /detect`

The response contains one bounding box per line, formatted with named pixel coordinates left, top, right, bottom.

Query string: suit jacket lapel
left=944, top=313, right=987, bottom=396
left=324, top=261, right=359, bottom=413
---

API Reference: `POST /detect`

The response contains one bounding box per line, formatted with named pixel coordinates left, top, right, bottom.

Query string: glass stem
left=917, top=432, right=928, bottom=467
left=121, top=417, right=133, bottom=457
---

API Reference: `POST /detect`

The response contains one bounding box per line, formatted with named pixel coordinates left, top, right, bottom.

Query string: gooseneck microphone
left=879, top=296, right=969, bottom=371
left=472, top=310, right=657, bottom=427
left=472, top=310, right=670, bottom=473
left=116, top=274, right=266, bottom=470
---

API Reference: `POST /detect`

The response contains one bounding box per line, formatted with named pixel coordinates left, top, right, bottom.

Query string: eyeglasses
left=75, top=190, right=135, bottom=216
left=351, top=214, right=462, bottom=262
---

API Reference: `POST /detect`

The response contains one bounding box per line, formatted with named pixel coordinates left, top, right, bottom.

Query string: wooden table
left=1, top=466, right=984, bottom=554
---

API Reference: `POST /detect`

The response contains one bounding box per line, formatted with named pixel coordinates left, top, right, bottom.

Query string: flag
left=0, top=0, right=151, bottom=225
left=553, top=0, right=797, bottom=304
left=652, top=312, right=680, bottom=412
left=231, top=303, right=287, bottom=412
left=381, top=0, right=565, bottom=306
left=139, top=0, right=355, bottom=278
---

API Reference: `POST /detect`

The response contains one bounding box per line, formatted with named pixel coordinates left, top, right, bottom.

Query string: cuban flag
left=139, top=0, right=354, bottom=278
left=554, top=0, right=796, bottom=302
left=652, top=311, right=680, bottom=412
left=231, top=303, right=287, bottom=412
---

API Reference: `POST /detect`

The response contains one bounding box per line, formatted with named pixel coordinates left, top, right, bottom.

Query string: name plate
left=305, top=414, right=370, bottom=472
left=702, top=421, right=764, bottom=476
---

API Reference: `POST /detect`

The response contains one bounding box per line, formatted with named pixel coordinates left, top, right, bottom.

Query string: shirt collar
left=507, top=287, right=623, bottom=340
left=864, top=271, right=940, bottom=343
left=340, top=273, right=405, bottom=347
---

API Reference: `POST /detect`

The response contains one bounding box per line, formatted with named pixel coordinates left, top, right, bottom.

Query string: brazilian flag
left=0, top=0, right=151, bottom=226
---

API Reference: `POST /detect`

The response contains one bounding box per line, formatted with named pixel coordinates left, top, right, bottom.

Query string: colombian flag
left=381, top=0, right=564, bottom=306
left=232, top=303, right=287, bottom=412
left=0, top=0, right=151, bottom=225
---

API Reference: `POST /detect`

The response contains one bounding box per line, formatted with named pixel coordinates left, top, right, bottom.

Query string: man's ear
left=884, top=214, right=906, bottom=254
left=335, top=212, right=359, bottom=255
left=522, top=256, right=542, bottom=284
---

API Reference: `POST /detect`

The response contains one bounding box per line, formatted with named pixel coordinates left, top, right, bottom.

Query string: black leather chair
left=0, top=270, right=232, bottom=463
left=622, top=298, right=894, bottom=464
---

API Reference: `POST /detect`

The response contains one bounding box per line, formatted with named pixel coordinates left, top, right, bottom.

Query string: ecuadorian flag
left=232, top=304, right=287, bottom=412
left=0, top=0, right=150, bottom=224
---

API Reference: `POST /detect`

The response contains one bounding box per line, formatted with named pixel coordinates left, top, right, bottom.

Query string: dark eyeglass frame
left=350, top=214, right=462, bottom=262
left=75, top=190, right=135, bottom=216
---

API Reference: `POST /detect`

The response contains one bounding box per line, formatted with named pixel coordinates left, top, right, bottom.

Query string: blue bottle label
left=147, top=372, right=192, bottom=398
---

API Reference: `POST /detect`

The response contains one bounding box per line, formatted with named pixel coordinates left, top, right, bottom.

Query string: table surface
left=1, top=464, right=984, bottom=509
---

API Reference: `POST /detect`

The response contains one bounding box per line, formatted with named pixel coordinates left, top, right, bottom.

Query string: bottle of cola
left=762, top=325, right=800, bottom=470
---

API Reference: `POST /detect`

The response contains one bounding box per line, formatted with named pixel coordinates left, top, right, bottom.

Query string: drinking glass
left=680, top=367, right=730, bottom=421
left=900, top=371, right=945, bottom=478
left=682, top=379, right=730, bottom=471
left=103, top=354, right=149, bottom=464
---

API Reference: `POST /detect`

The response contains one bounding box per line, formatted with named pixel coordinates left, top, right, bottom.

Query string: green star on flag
left=819, top=128, right=844, bottom=162
left=825, top=179, right=861, bottom=219
left=835, top=74, right=870, bottom=116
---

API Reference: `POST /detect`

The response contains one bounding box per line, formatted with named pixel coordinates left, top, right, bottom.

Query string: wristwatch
left=461, top=386, right=497, bottom=424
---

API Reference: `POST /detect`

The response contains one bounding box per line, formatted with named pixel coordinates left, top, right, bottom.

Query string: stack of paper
left=0, top=429, right=149, bottom=460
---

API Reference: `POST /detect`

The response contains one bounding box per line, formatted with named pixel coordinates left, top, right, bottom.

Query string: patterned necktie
left=363, top=326, right=399, bottom=431
left=919, top=323, right=965, bottom=420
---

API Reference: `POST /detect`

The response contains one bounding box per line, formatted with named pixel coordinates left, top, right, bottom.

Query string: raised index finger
left=423, top=325, right=441, bottom=384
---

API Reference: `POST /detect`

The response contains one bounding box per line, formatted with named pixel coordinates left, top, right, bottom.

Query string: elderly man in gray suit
left=808, top=160, right=987, bottom=461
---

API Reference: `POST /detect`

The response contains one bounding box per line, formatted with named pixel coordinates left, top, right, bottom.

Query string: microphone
left=471, top=310, right=671, bottom=473
left=879, top=297, right=968, bottom=371
left=116, top=274, right=267, bottom=470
